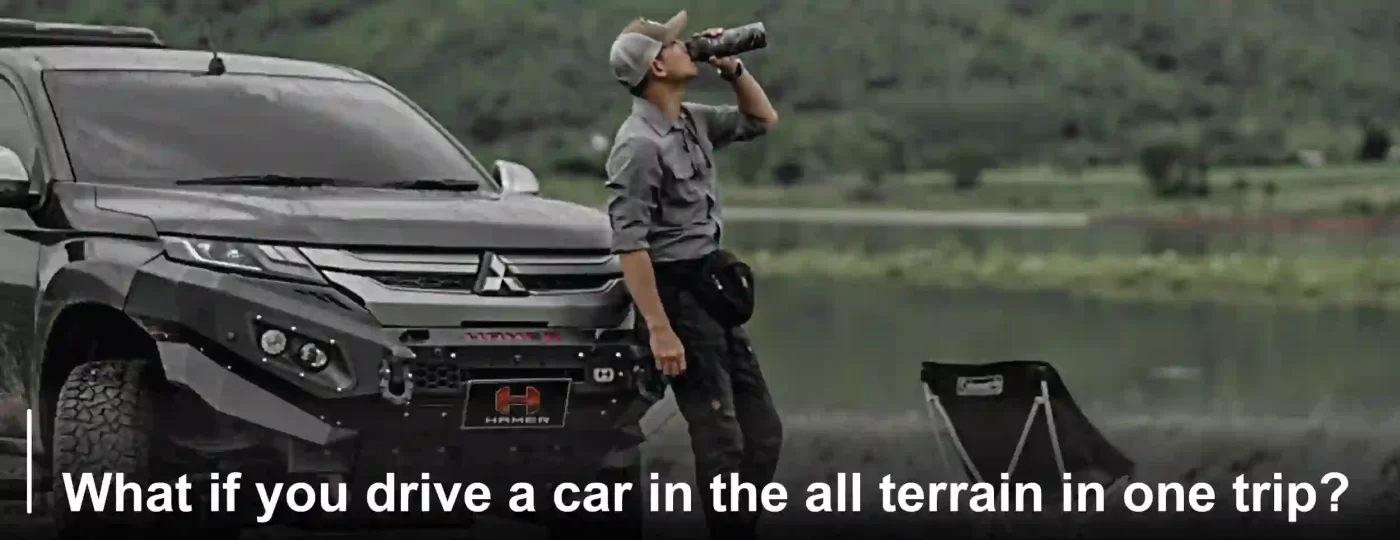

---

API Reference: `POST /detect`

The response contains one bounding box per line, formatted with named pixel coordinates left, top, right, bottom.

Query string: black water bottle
left=687, top=22, right=768, bottom=61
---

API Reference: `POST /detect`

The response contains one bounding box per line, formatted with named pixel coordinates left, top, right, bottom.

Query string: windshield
left=43, top=70, right=495, bottom=189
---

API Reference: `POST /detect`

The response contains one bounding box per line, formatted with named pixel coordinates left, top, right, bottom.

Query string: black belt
left=652, top=256, right=705, bottom=286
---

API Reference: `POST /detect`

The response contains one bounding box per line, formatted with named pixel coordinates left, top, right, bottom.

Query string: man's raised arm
left=687, top=52, right=779, bottom=150
left=725, top=57, right=778, bottom=130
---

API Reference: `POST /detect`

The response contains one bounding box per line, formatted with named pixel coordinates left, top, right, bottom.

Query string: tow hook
left=630, top=344, right=666, bottom=403
left=380, top=347, right=416, bottom=405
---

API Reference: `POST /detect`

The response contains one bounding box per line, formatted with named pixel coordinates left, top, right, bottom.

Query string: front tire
left=49, top=359, right=241, bottom=539
left=51, top=359, right=157, bottom=537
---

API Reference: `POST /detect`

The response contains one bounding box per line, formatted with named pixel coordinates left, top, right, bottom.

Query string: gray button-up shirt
left=605, top=97, right=768, bottom=262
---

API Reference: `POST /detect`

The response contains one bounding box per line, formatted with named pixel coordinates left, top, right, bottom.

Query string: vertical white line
left=25, top=407, right=33, bottom=515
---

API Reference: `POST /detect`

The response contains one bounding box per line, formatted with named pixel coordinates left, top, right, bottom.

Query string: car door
left=0, top=72, right=42, bottom=398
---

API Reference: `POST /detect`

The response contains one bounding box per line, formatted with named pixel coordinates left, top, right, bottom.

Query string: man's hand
left=694, top=27, right=741, bottom=78
left=649, top=325, right=686, bottom=376
left=617, top=250, right=684, bottom=376
left=708, top=55, right=741, bottom=79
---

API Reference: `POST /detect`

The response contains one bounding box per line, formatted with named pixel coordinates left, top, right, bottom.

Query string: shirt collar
left=632, top=97, right=686, bottom=135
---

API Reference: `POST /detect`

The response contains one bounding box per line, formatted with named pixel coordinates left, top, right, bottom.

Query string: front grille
left=364, top=272, right=473, bottom=291
left=409, top=362, right=584, bottom=394
left=414, top=360, right=468, bottom=392
left=364, top=272, right=617, bottom=293
left=299, top=248, right=622, bottom=295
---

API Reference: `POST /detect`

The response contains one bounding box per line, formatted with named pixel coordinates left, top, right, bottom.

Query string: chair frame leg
left=922, top=381, right=1067, bottom=481
left=923, top=380, right=1121, bottom=539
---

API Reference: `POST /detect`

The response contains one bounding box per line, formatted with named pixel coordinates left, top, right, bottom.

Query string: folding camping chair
left=919, top=360, right=1136, bottom=538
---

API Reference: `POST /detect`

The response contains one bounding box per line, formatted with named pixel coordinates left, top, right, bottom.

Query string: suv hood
left=91, top=184, right=612, bottom=250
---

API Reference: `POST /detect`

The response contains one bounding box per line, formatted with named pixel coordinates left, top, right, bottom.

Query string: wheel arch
left=37, top=302, right=159, bottom=453
left=32, top=241, right=164, bottom=452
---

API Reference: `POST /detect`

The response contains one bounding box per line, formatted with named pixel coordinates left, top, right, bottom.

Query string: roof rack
left=0, top=18, right=165, bottom=49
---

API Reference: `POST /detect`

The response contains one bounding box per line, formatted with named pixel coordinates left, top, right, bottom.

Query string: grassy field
left=540, top=162, right=1400, bottom=216
left=740, top=243, right=1400, bottom=309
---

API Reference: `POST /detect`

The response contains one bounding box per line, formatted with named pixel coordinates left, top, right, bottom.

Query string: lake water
left=747, top=276, right=1400, bottom=420
left=726, top=220, right=1400, bottom=421
left=624, top=222, right=1400, bottom=515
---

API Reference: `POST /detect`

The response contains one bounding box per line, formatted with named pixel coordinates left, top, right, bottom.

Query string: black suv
left=0, top=19, right=666, bottom=537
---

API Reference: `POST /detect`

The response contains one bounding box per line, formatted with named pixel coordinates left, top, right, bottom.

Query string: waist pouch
left=690, top=249, right=756, bottom=327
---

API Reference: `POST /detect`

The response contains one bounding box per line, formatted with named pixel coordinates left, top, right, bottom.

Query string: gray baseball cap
left=609, top=10, right=689, bottom=88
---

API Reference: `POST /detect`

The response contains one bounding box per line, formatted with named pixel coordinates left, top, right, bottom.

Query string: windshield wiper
left=382, top=178, right=481, bottom=192
left=175, top=175, right=354, bottom=187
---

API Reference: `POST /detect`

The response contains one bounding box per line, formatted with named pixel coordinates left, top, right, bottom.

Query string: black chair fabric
left=921, top=360, right=1135, bottom=487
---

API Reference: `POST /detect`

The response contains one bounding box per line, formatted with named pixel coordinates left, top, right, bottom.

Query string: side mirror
left=0, top=145, right=33, bottom=209
left=493, top=159, right=540, bottom=196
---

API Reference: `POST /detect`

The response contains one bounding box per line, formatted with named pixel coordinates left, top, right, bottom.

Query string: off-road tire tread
left=51, top=359, right=155, bottom=534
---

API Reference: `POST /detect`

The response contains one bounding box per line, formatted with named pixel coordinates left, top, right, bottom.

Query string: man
left=605, top=10, right=782, bottom=540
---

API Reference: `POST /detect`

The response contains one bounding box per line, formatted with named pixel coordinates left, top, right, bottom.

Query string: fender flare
left=30, top=244, right=159, bottom=451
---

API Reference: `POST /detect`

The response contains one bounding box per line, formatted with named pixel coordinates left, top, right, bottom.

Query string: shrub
left=1359, top=125, right=1392, bottom=162
left=943, top=144, right=996, bottom=190
left=1139, top=140, right=1209, bottom=198
left=771, top=159, right=806, bottom=186
left=1231, top=175, right=1251, bottom=194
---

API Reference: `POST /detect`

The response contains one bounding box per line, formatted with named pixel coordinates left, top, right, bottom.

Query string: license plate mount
left=460, top=378, right=572, bottom=430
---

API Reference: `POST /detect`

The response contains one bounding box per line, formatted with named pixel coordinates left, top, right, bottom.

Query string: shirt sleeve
left=604, top=137, right=663, bottom=254
left=685, top=102, right=769, bottom=151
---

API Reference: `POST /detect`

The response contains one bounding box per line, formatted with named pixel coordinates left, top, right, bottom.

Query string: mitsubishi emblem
left=474, top=252, right=528, bottom=295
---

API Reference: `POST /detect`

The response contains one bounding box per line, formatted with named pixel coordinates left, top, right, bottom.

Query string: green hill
left=4, top=0, right=1400, bottom=185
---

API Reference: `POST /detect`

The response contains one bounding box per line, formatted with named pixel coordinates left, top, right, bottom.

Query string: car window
left=42, top=71, right=493, bottom=189
left=0, top=78, right=37, bottom=173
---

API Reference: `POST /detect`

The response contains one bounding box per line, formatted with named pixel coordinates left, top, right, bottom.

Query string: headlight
left=295, top=342, right=330, bottom=371
left=162, top=236, right=325, bottom=283
left=258, top=328, right=288, bottom=355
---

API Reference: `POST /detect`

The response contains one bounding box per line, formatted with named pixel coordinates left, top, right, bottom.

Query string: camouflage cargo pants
left=641, top=261, right=784, bottom=540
